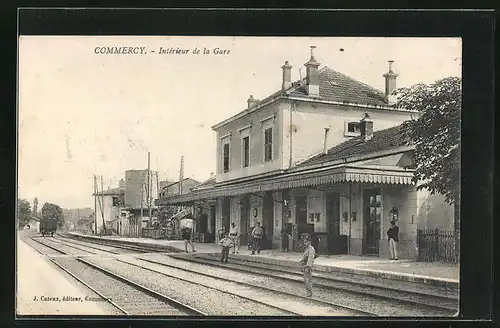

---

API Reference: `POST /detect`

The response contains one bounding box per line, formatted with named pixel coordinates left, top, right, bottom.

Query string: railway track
left=60, top=233, right=180, bottom=253
left=161, top=253, right=458, bottom=316
left=25, top=237, right=206, bottom=316
left=23, top=236, right=67, bottom=256
left=28, top=235, right=369, bottom=315
left=52, top=235, right=126, bottom=254
left=31, top=236, right=99, bottom=255
left=49, top=233, right=458, bottom=316
left=115, top=256, right=372, bottom=316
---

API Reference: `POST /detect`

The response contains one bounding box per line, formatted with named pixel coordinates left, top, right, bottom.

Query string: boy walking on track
left=218, top=233, right=234, bottom=264
left=299, top=236, right=316, bottom=297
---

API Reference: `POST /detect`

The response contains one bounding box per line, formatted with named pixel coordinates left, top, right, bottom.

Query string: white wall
left=281, top=100, right=415, bottom=167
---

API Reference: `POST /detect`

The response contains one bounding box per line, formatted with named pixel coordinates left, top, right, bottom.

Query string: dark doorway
left=240, top=195, right=250, bottom=246
left=363, top=188, right=382, bottom=255
left=199, top=213, right=208, bottom=234
left=221, top=197, right=231, bottom=234
left=262, top=192, right=274, bottom=249
left=326, top=193, right=341, bottom=254
left=296, top=196, right=310, bottom=235
left=209, top=204, right=216, bottom=242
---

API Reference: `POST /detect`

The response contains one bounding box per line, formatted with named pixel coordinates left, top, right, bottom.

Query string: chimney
left=119, top=178, right=125, bottom=188
left=304, top=46, right=320, bottom=97
left=359, top=113, right=374, bottom=141
left=383, top=60, right=399, bottom=104
left=281, top=61, right=293, bottom=90
left=323, top=128, right=330, bottom=155
left=247, top=95, right=260, bottom=108
left=210, top=172, right=215, bottom=178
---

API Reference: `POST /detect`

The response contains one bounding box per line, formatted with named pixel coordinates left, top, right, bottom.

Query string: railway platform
left=16, top=234, right=117, bottom=316
left=66, top=232, right=459, bottom=288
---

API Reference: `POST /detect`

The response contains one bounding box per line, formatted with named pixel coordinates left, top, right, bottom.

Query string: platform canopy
left=156, top=163, right=415, bottom=206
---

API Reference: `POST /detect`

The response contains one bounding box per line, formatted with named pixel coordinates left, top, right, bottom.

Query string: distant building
left=92, top=184, right=125, bottom=235
left=159, top=178, right=201, bottom=198
left=93, top=170, right=160, bottom=237
left=28, top=217, right=40, bottom=231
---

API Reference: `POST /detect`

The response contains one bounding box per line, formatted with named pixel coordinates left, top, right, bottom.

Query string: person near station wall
left=387, top=219, right=399, bottom=260
left=299, top=236, right=316, bottom=297
left=229, top=222, right=239, bottom=254
left=180, top=214, right=197, bottom=253
left=250, top=222, right=263, bottom=255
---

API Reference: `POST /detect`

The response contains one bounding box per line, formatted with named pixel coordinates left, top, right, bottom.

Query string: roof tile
left=288, top=67, right=389, bottom=106
left=299, top=124, right=409, bottom=166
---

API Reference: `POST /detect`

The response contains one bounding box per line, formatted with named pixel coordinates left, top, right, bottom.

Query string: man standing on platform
left=299, top=236, right=316, bottom=297
left=387, top=219, right=399, bottom=260
left=180, top=213, right=197, bottom=253
left=229, top=222, right=239, bottom=254
left=250, top=222, right=263, bottom=255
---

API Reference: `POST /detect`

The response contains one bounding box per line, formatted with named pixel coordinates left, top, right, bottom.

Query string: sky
left=18, top=36, right=462, bottom=209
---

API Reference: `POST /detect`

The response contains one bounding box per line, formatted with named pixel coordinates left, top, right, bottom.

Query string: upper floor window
left=242, top=136, right=250, bottom=167
left=348, top=122, right=360, bottom=133
left=223, top=142, right=230, bottom=173
left=264, top=127, right=273, bottom=162
left=344, top=121, right=361, bottom=137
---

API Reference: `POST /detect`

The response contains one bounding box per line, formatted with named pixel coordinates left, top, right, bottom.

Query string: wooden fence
left=141, top=228, right=168, bottom=239
left=417, top=229, right=460, bottom=263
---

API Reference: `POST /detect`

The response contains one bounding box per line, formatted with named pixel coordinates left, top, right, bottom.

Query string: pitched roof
left=298, top=124, right=409, bottom=167
left=93, top=187, right=124, bottom=196
left=213, top=66, right=395, bottom=130
left=161, top=178, right=201, bottom=190
left=287, top=66, right=388, bottom=106
left=192, top=177, right=216, bottom=191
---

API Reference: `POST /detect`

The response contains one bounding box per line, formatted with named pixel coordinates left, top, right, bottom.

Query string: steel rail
left=77, top=257, right=207, bottom=316
left=115, top=258, right=310, bottom=317
left=175, top=254, right=457, bottom=314
left=132, top=257, right=374, bottom=316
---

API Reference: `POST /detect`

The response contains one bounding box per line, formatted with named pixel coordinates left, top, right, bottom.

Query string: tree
left=396, top=76, right=461, bottom=237
left=40, top=202, right=65, bottom=227
left=18, top=198, right=32, bottom=229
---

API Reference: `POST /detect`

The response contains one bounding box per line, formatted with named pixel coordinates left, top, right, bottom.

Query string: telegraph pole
left=93, top=175, right=97, bottom=235
left=148, top=152, right=152, bottom=225
left=179, top=156, right=184, bottom=212
left=140, top=172, right=144, bottom=223
left=156, top=171, right=160, bottom=197
left=179, top=156, right=184, bottom=195
left=100, top=175, right=106, bottom=235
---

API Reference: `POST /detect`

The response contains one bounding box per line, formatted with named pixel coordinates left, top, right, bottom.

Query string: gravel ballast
left=52, top=257, right=191, bottom=316
left=218, top=254, right=458, bottom=298
left=85, top=256, right=293, bottom=316
left=118, top=256, right=358, bottom=316
left=54, top=236, right=134, bottom=254
left=194, top=254, right=458, bottom=312
left=23, top=237, right=65, bottom=256
left=34, top=238, right=97, bottom=256
left=140, top=253, right=453, bottom=317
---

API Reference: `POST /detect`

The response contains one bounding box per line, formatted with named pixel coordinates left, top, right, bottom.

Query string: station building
left=156, top=48, right=454, bottom=259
